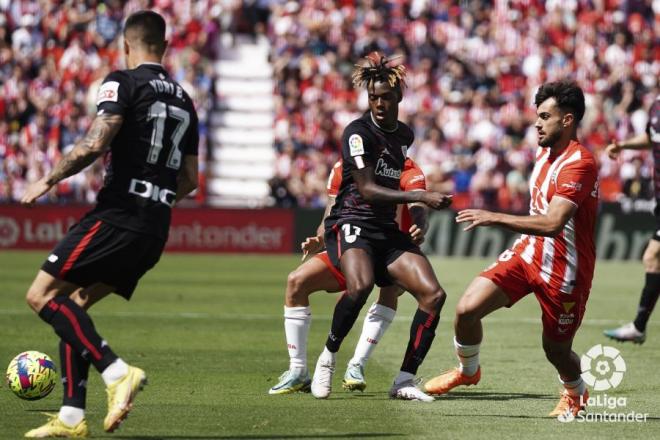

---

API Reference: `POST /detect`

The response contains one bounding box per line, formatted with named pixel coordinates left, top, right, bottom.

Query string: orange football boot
left=424, top=367, right=481, bottom=395
left=549, top=389, right=588, bottom=417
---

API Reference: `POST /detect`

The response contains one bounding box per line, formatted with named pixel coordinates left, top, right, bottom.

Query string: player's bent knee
left=25, top=287, right=50, bottom=313
left=455, top=299, right=483, bottom=325
left=286, top=270, right=310, bottom=298
left=642, top=254, right=660, bottom=272
left=420, top=288, right=446, bottom=313
left=345, top=282, right=373, bottom=303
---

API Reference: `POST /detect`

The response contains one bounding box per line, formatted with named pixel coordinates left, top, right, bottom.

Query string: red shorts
left=315, top=251, right=347, bottom=291
left=481, top=250, right=589, bottom=342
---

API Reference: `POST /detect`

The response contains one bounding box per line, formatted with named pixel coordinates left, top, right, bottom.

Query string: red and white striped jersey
left=511, top=140, right=599, bottom=294
left=327, top=158, right=426, bottom=232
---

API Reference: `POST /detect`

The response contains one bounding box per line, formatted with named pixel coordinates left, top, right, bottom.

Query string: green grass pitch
left=1, top=251, right=659, bottom=439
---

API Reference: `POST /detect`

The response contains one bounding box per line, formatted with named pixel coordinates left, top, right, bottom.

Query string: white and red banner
left=0, top=205, right=294, bottom=254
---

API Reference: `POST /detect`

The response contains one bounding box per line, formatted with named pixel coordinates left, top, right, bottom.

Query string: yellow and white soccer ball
left=5, top=351, right=58, bottom=400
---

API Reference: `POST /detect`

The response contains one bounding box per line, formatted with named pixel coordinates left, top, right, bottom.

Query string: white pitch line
left=0, top=308, right=655, bottom=327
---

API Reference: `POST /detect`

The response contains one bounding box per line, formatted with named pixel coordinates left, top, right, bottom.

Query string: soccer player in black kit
left=21, top=11, right=198, bottom=437
left=604, top=94, right=660, bottom=344
left=310, top=53, right=452, bottom=401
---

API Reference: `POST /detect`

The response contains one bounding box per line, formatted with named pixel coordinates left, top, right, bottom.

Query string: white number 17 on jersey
left=342, top=224, right=362, bottom=244
left=146, top=100, right=190, bottom=170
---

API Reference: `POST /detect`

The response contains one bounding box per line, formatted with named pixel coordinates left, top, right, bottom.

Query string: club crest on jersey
left=375, top=158, right=401, bottom=179
left=349, top=134, right=365, bottom=156
left=550, top=169, right=559, bottom=184
left=96, top=81, right=119, bottom=105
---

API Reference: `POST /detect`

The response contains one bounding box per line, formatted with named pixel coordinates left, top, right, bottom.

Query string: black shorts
left=324, top=220, right=421, bottom=287
left=41, top=215, right=165, bottom=299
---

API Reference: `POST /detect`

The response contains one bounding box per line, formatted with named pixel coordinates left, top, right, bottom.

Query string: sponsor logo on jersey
left=408, top=174, right=425, bottom=185
left=375, top=158, right=401, bottom=179
left=47, top=254, right=58, bottom=263
left=128, top=178, right=176, bottom=207
left=349, top=134, right=365, bottom=156
left=96, top=81, right=119, bottom=105
left=558, top=313, right=575, bottom=326
left=561, top=181, right=582, bottom=191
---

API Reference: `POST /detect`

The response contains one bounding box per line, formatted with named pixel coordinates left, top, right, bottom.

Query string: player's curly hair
left=534, top=79, right=585, bottom=122
left=351, top=52, right=407, bottom=92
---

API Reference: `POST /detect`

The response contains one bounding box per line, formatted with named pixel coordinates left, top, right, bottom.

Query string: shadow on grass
left=437, top=391, right=555, bottom=401
left=114, top=434, right=404, bottom=439
left=442, top=413, right=660, bottom=421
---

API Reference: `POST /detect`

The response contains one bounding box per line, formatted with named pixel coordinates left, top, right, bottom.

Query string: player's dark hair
left=123, top=10, right=166, bottom=54
left=534, top=80, right=585, bottom=122
left=352, top=52, right=407, bottom=93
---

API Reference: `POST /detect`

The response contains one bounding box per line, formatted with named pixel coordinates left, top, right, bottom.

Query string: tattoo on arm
left=46, top=114, right=123, bottom=186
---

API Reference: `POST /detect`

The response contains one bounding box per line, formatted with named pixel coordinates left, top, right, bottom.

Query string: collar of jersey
left=370, top=112, right=398, bottom=133
left=138, top=62, right=165, bottom=69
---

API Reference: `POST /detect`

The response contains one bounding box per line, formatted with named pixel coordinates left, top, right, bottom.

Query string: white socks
left=455, top=337, right=480, bottom=376
left=101, top=358, right=129, bottom=386
left=349, top=303, right=396, bottom=367
left=319, top=346, right=336, bottom=364
left=560, top=376, right=587, bottom=397
left=284, top=306, right=311, bottom=372
left=58, top=406, right=84, bottom=426
left=394, top=371, right=415, bottom=385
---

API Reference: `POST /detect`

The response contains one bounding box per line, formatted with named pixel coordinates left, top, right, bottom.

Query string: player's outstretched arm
left=175, top=155, right=198, bottom=202
left=456, top=197, right=577, bottom=237
left=21, top=113, right=123, bottom=206
left=605, top=132, right=651, bottom=159
left=352, top=167, right=452, bottom=209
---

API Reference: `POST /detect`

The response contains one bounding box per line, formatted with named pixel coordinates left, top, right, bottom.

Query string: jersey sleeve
left=341, top=123, right=375, bottom=170
left=96, top=71, right=131, bottom=115
left=400, top=159, right=426, bottom=191
left=327, top=160, right=343, bottom=197
left=554, top=159, right=598, bottom=206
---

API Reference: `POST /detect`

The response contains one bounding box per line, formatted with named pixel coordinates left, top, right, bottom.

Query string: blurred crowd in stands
left=269, top=0, right=659, bottom=212
left=0, top=0, right=224, bottom=204
left=1, top=1, right=658, bottom=213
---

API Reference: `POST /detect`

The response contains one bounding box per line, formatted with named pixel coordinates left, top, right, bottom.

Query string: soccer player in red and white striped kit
left=425, top=80, right=599, bottom=418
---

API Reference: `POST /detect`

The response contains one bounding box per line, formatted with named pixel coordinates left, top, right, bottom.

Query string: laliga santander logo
left=580, top=344, right=626, bottom=391
left=557, top=344, right=627, bottom=423
left=0, top=216, right=20, bottom=247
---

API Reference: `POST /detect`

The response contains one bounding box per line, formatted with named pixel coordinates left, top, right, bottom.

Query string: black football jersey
left=648, top=96, right=660, bottom=208
left=325, top=112, right=414, bottom=231
left=88, top=63, right=199, bottom=239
